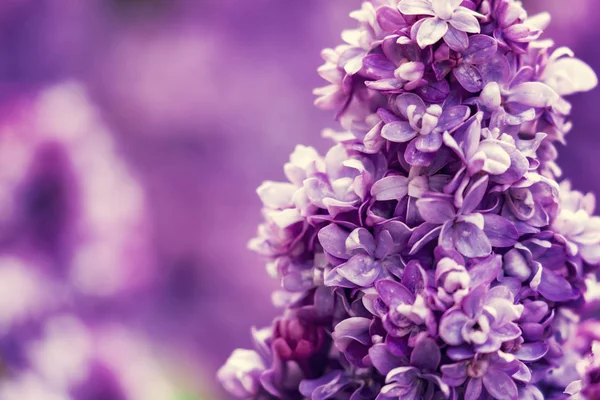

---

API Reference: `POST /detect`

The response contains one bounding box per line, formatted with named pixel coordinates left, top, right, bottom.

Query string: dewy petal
left=381, top=121, right=418, bottom=143
left=437, top=105, right=470, bottom=133
left=439, top=308, right=468, bottom=346
left=376, top=279, right=416, bottom=306
left=417, top=17, right=449, bottom=48
left=318, top=224, right=349, bottom=259
left=398, top=0, right=435, bottom=16
left=482, top=370, right=518, bottom=400
left=416, top=197, right=456, bottom=224
left=337, top=254, right=381, bottom=287
left=482, top=214, right=519, bottom=248
left=449, top=10, right=480, bottom=33
left=453, top=222, right=492, bottom=258
left=506, top=82, right=559, bottom=108
left=463, top=35, right=498, bottom=65
left=453, top=63, right=484, bottom=93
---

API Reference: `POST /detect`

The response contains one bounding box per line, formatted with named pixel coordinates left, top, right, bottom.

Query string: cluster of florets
left=218, top=1, right=600, bottom=399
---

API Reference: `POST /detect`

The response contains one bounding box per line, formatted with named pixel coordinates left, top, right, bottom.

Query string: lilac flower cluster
left=219, top=1, right=600, bottom=399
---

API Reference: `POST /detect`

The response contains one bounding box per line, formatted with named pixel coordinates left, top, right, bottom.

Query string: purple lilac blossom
left=220, top=0, right=600, bottom=399
left=0, top=83, right=153, bottom=299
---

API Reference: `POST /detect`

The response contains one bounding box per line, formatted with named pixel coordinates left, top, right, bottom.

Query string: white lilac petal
left=417, top=17, right=449, bottom=48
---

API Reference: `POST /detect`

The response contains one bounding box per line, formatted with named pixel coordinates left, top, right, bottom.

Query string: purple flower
left=381, top=93, right=470, bottom=166
left=399, top=0, right=483, bottom=49
left=439, top=284, right=523, bottom=352
left=552, top=181, right=600, bottom=265
left=375, top=270, right=436, bottom=343
left=415, top=175, right=518, bottom=258
left=441, top=351, right=521, bottom=400
left=223, top=0, right=600, bottom=398
left=319, top=221, right=411, bottom=288
left=376, top=336, right=450, bottom=400
left=486, top=0, right=547, bottom=53
left=218, top=349, right=267, bottom=398
left=433, top=34, right=498, bottom=91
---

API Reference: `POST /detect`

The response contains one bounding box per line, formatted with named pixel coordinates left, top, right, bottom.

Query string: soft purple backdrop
left=0, top=0, right=597, bottom=398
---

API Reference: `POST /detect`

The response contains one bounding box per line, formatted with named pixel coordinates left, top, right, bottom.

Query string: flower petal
left=337, top=254, right=381, bottom=287
left=417, top=197, right=456, bottom=224
left=411, top=336, right=441, bottom=371
left=381, top=121, right=418, bottom=143
left=371, top=176, right=410, bottom=201
left=507, top=82, right=559, bottom=108
left=439, top=308, right=469, bottom=346
left=483, top=214, right=519, bottom=248
left=444, top=25, right=469, bottom=52
left=449, top=10, right=480, bottom=33
left=398, top=0, right=435, bottom=16
left=482, top=370, right=518, bottom=400
left=417, top=17, right=449, bottom=48
left=453, top=63, right=484, bottom=93
left=463, top=35, right=498, bottom=65
left=454, top=222, right=492, bottom=258
left=318, top=224, right=349, bottom=259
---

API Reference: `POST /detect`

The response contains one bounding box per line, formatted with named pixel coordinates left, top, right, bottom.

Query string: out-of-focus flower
left=0, top=83, right=152, bottom=298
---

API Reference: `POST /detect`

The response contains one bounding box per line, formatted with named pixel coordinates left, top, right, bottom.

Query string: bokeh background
left=0, top=0, right=597, bottom=399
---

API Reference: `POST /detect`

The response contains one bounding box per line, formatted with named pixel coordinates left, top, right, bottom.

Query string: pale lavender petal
left=415, top=131, right=443, bottom=152
left=513, top=342, right=549, bottom=362
left=417, top=17, right=449, bottom=48
left=395, top=93, right=427, bottom=118
left=439, top=308, right=468, bottom=346
left=465, top=377, right=483, bottom=400
left=337, top=254, right=381, bottom=287
left=382, top=122, right=418, bottom=143
left=449, top=10, right=480, bottom=34
left=538, top=268, right=578, bottom=302
left=398, top=0, right=435, bottom=16
left=369, top=344, right=403, bottom=375
left=371, top=176, right=409, bottom=201
left=416, top=197, right=456, bottom=224
left=507, top=82, right=559, bottom=108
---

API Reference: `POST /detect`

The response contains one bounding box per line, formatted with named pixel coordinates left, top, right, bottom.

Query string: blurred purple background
left=0, top=0, right=597, bottom=398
